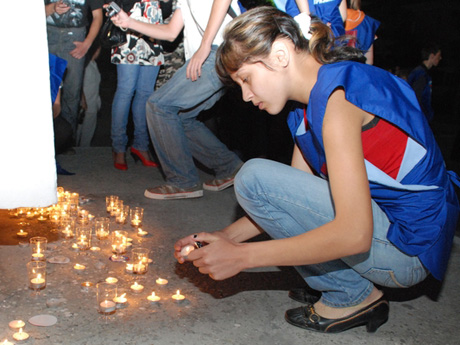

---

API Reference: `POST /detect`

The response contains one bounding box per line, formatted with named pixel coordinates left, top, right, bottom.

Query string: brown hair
left=216, top=6, right=364, bottom=86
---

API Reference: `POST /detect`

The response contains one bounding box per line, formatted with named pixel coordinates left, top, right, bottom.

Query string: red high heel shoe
left=130, top=147, right=159, bottom=167
left=113, top=151, right=128, bottom=171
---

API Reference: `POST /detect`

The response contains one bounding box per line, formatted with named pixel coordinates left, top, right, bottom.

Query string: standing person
left=174, top=7, right=460, bottom=333
left=111, top=0, right=243, bottom=198
left=45, top=0, right=103, bottom=142
left=110, top=0, right=164, bottom=170
left=77, top=44, right=102, bottom=147
left=407, top=43, right=442, bottom=123
left=345, top=0, right=380, bottom=65
left=285, top=0, right=347, bottom=37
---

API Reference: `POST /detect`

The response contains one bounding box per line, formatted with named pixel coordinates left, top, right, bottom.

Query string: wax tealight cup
left=125, top=263, right=134, bottom=274
left=27, top=261, right=46, bottom=296
left=147, top=291, right=161, bottom=304
left=95, top=217, right=110, bottom=241
left=105, top=277, right=118, bottom=284
left=129, top=207, right=143, bottom=228
left=111, top=230, right=128, bottom=261
left=130, top=281, right=144, bottom=294
left=97, top=282, right=117, bottom=318
left=81, top=281, right=93, bottom=292
left=137, top=228, right=148, bottom=237
left=17, top=229, right=28, bottom=238
left=156, top=278, right=168, bottom=286
left=75, top=225, right=92, bottom=251
left=30, top=236, right=47, bottom=261
left=172, top=290, right=185, bottom=303
left=74, top=263, right=86, bottom=273
left=9, top=320, right=25, bottom=331
left=132, top=248, right=149, bottom=274
left=12, top=328, right=29, bottom=343
left=1, top=338, right=14, bottom=345
left=113, top=291, right=128, bottom=309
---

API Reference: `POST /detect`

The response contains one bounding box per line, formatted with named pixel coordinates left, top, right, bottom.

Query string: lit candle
left=137, top=228, right=148, bottom=237
left=31, top=247, right=45, bottom=261
left=90, top=246, right=101, bottom=252
left=17, top=229, right=28, bottom=238
left=105, top=277, right=118, bottom=284
left=96, top=229, right=109, bottom=240
left=147, top=291, right=160, bottom=303
left=133, top=261, right=147, bottom=274
left=125, top=263, right=134, bottom=273
left=30, top=274, right=46, bottom=289
left=12, top=328, right=29, bottom=342
left=71, top=243, right=79, bottom=251
left=156, top=278, right=168, bottom=285
left=130, top=282, right=144, bottom=294
left=1, top=339, right=14, bottom=345
left=172, top=290, right=185, bottom=302
left=81, top=281, right=93, bottom=292
left=131, top=217, right=141, bottom=227
left=74, top=263, right=86, bottom=271
left=9, top=320, right=25, bottom=331
left=99, top=300, right=116, bottom=313
left=180, top=244, right=196, bottom=258
left=113, top=293, right=128, bottom=308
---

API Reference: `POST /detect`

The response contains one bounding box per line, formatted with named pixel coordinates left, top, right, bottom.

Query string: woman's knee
left=235, top=159, right=278, bottom=199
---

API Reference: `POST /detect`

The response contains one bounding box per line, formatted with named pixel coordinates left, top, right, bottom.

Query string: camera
left=105, top=1, right=121, bottom=18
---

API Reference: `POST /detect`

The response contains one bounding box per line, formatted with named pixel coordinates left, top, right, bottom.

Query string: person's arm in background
left=338, top=0, right=347, bottom=22
left=111, top=7, right=185, bottom=42
left=294, top=0, right=310, bottom=14
left=45, top=0, right=70, bottom=17
left=186, top=0, right=233, bottom=81
left=71, top=8, right=103, bottom=59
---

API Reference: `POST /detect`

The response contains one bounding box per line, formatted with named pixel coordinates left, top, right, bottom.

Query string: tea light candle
left=9, top=320, right=25, bottom=331
left=156, top=278, right=168, bottom=286
left=172, top=290, right=185, bottom=302
left=81, top=281, right=93, bottom=292
left=180, top=244, right=195, bottom=258
left=130, top=282, right=144, bottom=294
left=74, top=263, right=86, bottom=271
left=105, top=277, right=118, bottom=284
left=113, top=293, right=128, bottom=308
left=90, top=246, right=101, bottom=252
left=17, top=229, right=28, bottom=238
left=13, top=328, right=29, bottom=342
left=147, top=291, right=160, bottom=303
left=1, top=339, right=14, bottom=345
left=30, top=274, right=46, bottom=289
left=125, top=263, right=134, bottom=273
left=133, top=261, right=147, bottom=274
left=31, top=252, right=45, bottom=261
left=71, top=243, right=79, bottom=250
left=131, top=218, right=141, bottom=227
left=137, top=228, right=148, bottom=237
left=99, top=300, right=116, bottom=313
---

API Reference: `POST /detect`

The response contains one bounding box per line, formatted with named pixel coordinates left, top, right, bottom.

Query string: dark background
left=91, top=0, right=460, bottom=172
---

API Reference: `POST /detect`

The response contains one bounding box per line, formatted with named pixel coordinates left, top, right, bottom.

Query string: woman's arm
left=190, top=89, right=374, bottom=280
left=111, top=7, right=184, bottom=42
left=338, top=0, right=348, bottom=22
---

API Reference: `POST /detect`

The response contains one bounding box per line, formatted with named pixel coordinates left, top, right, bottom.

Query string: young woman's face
left=231, top=60, right=288, bottom=115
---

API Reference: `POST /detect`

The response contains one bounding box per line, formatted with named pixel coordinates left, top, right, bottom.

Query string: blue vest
left=285, top=0, right=345, bottom=37
left=287, top=61, right=459, bottom=280
left=346, top=14, right=380, bottom=52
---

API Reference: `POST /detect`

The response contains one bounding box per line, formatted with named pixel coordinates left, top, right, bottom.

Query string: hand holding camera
left=105, top=1, right=121, bottom=18
left=105, top=1, right=130, bottom=30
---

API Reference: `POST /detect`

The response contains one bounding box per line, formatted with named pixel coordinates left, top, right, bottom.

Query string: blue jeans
left=47, top=26, right=86, bottom=137
left=112, top=63, right=160, bottom=153
left=146, top=48, right=242, bottom=188
left=235, top=159, right=428, bottom=308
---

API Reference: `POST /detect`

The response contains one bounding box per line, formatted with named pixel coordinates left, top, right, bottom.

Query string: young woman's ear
left=270, top=41, right=290, bottom=68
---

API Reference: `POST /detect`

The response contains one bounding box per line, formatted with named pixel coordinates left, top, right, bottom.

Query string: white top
left=177, top=0, right=241, bottom=60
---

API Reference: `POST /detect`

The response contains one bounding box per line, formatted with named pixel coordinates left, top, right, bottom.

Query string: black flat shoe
left=288, top=287, right=321, bottom=304
left=285, top=295, right=389, bottom=333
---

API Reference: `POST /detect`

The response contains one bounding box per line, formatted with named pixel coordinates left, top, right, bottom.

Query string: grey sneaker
left=203, top=163, right=243, bottom=192
left=144, top=184, right=203, bottom=200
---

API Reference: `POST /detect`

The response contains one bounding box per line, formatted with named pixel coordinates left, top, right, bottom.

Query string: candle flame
left=133, top=282, right=138, bottom=286
left=120, top=293, right=126, bottom=298
left=18, top=328, right=23, bottom=334
left=150, top=292, right=156, bottom=297
left=37, top=274, right=42, bottom=280
left=176, top=290, right=180, bottom=295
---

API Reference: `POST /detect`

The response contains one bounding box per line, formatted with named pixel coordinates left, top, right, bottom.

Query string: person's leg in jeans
left=234, top=159, right=428, bottom=307
left=131, top=64, right=160, bottom=153
left=145, top=48, right=242, bottom=195
left=52, top=27, right=86, bottom=139
left=111, top=64, right=140, bottom=154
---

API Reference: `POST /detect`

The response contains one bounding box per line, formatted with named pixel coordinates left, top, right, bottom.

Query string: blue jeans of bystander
left=145, top=48, right=242, bottom=188
left=112, top=63, right=160, bottom=153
